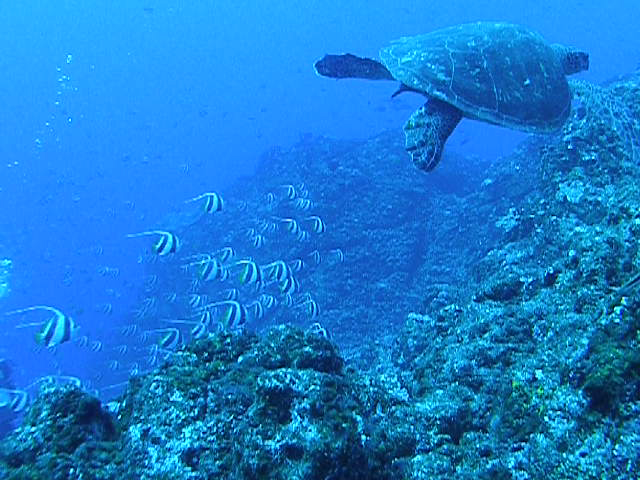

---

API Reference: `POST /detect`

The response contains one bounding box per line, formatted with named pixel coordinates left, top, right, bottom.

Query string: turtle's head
left=552, top=44, right=589, bottom=75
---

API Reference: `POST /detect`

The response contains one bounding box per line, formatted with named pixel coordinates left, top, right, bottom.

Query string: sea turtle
left=314, top=22, right=589, bottom=172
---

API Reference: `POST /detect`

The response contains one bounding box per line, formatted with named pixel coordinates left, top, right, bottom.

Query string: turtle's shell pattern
left=380, top=22, right=570, bottom=132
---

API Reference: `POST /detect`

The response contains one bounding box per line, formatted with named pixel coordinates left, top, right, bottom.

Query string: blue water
left=0, top=0, right=637, bottom=411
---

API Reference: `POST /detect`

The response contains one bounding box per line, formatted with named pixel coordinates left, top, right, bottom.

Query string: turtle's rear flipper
left=404, top=99, right=463, bottom=172
left=314, top=54, right=394, bottom=81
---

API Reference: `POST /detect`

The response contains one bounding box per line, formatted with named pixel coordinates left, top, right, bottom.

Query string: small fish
left=144, top=274, right=159, bottom=290
left=281, top=293, right=294, bottom=307
left=99, top=303, right=113, bottom=315
left=188, top=294, right=208, bottom=309
left=190, top=321, right=209, bottom=339
left=306, top=215, right=326, bottom=233
left=165, top=292, right=178, bottom=303
left=158, top=328, right=182, bottom=350
left=199, top=258, right=224, bottom=281
left=252, top=234, right=266, bottom=248
left=0, top=388, right=28, bottom=413
left=296, top=230, right=310, bottom=242
left=308, top=250, right=321, bottom=265
left=306, top=299, right=320, bottom=319
left=263, top=260, right=291, bottom=283
left=295, top=295, right=320, bottom=319
left=120, top=324, right=139, bottom=337
left=199, top=310, right=214, bottom=328
left=258, top=220, right=277, bottom=234
left=289, top=258, right=305, bottom=273
left=114, top=344, right=128, bottom=355
left=186, top=192, right=224, bottom=213
left=215, top=246, right=236, bottom=263
left=247, top=300, right=265, bottom=320
left=97, top=266, right=120, bottom=277
left=273, top=217, right=301, bottom=236
left=127, top=230, right=180, bottom=256
left=203, top=301, right=247, bottom=331
left=281, top=184, right=296, bottom=200
left=306, top=322, right=329, bottom=339
left=258, top=294, right=278, bottom=309
left=298, top=182, right=310, bottom=196
left=280, top=275, right=300, bottom=296
left=5, top=305, right=78, bottom=348
left=219, top=268, right=230, bottom=281
left=329, top=248, right=345, bottom=263
left=236, top=260, right=262, bottom=286
left=265, top=192, right=276, bottom=207
left=293, top=198, right=312, bottom=211
left=223, top=288, right=240, bottom=301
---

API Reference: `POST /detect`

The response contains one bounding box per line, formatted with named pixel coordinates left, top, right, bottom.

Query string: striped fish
left=127, top=230, right=180, bottom=256
left=5, top=305, right=78, bottom=348
left=199, top=301, right=247, bottom=331
left=263, top=260, right=291, bottom=283
left=236, top=260, right=262, bottom=286
left=186, top=192, right=224, bottom=213
left=305, top=215, right=326, bottom=233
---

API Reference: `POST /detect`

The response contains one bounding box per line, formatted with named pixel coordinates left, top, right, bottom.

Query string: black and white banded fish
left=251, top=234, right=266, bottom=248
left=190, top=321, right=209, bottom=339
left=281, top=293, right=294, bottom=307
left=293, top=198, right=312, bottom=211
left=273, top=217, right=301, bottom=236
left=280, top=275, right=300, bottom=296
left=247, top=300, right=265, bottom=320
left=160, top=310, right=213, bottom=336
left=280, top=184, right=296, bottom=200
left=235, top=260, right=263, bottom=286
left=308, top=249, right=321, bottom=265
left=127, top=230, right=180, bottom=256
left=289, top=258, right=305, bottom=273
left=263, top=260, right=291, bottom=283
left=222, top=302, right=247, bottom=330
left=165, top=292, right=178, bottom=303
left=305, top=215, right=326, bottom=233
left=296, top=295, right=320, bottom=320
left=215, top=246, right=236, bottom=263
left=201, top=301, right=247, bottom=331
left=188, top=294, right=208, bottom=309
left=223, top=288, right=240, bottom=301
left=160, top=328, right=182, bottom=350
left=199, top=258, right=224, bottom=281
left=296, top=230, right=310, bottom=242
left=5, top=305, right=78, bottom=348
left=266, top=192, right=276, bottom=206
left=120, top=324, right=139, bottom=337
left=329, top=248, right=345, bottom=263
left=144, top=328, right=183, bottom=350
left=186, top=192, right=224, bottom=213
left=0, top=388, right=28, bottom=413
left=306, top=322, right=329, bottom=339
left=297, top=182, right=309, bottom=198
left=258, top=294, right=278, bottom=309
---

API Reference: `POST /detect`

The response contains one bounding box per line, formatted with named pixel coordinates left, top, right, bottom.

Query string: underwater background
left=0, top=1, right=639, bottom=478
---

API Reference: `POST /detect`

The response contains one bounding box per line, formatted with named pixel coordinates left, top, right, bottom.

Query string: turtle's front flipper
left=314, top=54, right=394, bottom=80
left=403, top=98, right=463, bottom=172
